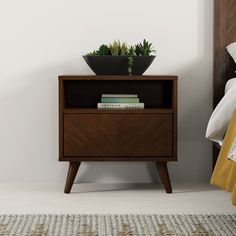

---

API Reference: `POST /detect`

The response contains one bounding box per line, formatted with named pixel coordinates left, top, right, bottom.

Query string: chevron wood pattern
left=64, top=114, right=172, bottom=157
left=117, top=114, right=172, bottom=157
left=64, top=114, right=117, bottom=156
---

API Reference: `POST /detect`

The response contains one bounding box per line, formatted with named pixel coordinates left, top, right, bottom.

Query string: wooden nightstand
left=59, top=75, right=178, bottom=193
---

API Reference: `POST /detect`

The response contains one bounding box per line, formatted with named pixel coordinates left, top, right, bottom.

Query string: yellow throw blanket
left=211, top=110, right=236, bottom=206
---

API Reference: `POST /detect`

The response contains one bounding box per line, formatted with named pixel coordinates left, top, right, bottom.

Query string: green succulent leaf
left=128, top=55, right=134, bottom=76
left=87, top=44, right=111, bottom=56
left=135, top=39, right=156, bottom=56
left=120, top=42, right=129, bottom=55
left=128, top=46, right=135, bottom=56
left=97, top=44, right=111, bottom=55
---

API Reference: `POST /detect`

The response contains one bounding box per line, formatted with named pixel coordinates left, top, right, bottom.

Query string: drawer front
left=64, top=114, right=117, bottom=156
left=63, top=113, right=172, bottom=157
left=117, top=114, right=172, bottom=156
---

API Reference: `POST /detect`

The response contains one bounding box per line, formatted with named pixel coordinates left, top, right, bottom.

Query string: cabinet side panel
left=172, top=79, right=178, bottom=159
left=59, top=79, right=64, bottom=160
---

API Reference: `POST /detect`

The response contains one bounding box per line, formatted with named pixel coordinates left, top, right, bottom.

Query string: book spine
left=102, top=94, right=138, bottom=98
left=97, top=103, right=144, bottom=109
left=101, top=98, right=139, bottom=103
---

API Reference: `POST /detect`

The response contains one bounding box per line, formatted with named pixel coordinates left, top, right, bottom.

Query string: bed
left=208, top=0, right=236, bottom=206
left=212, top=0, right=236, bottom=165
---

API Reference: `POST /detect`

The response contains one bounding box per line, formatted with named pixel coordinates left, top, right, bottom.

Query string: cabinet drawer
left=117, top=114, right=172, bottom=156
left=63, top=113, right=172, bottom=157
left=64, top=114, right=117, bottom=156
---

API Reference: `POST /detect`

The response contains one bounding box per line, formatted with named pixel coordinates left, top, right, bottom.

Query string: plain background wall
left=0, top=0, right=213, bottom=183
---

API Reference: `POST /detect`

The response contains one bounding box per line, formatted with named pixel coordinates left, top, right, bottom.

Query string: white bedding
left=206, top=78, right=236, bottom=145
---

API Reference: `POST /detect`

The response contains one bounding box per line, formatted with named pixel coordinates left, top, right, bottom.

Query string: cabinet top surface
left=59, top=75, right=178, bottom=81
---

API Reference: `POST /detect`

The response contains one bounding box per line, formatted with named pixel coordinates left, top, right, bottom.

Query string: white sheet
left=206, top=78, right=236, bottom=145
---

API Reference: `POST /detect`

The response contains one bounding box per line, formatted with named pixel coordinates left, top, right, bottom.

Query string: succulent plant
left=87, top=39, right=156, bottom=57
left=135, top=39, right=156, bottom=56
left=97, top=44, right=111, bottom=55
left=109, top=40, right=128, bottom=55
left=109, top=40, right=120, bottom=55
left=128, top=46, right=136, bottom=56
left=127, top=46, right=136, bottom=75
left=88, top=44, right=111, bottom=56
left=86, top=39, right=156, bottom=75
left=120, top=42, right=129, bottom=55
left=128, top=56, right=133, bottom=76
left=87, top=50, right=98, bottom=56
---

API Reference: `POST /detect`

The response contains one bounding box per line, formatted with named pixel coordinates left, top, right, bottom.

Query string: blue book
left=102, top=94, right=138, bottom=98
left=101, top=97, right=140, bottom=103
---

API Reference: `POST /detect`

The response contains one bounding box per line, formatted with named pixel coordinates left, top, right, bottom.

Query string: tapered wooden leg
left=156, top=162, right=172, bottom=193
left=64, top=162, right=81, bottom=194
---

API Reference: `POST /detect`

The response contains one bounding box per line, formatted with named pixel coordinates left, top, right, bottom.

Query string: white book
left=102, top=94, right=138, bottom=98
left=97, top=103, right=144, bottom=109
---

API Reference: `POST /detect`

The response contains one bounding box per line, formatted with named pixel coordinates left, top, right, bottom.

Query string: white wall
left=0, top=0, right=213, bottom=183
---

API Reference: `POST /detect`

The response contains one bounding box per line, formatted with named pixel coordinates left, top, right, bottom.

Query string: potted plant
left=83, top=39, right=156, bottom=75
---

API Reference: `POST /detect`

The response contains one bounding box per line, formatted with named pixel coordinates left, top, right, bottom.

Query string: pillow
left=227, top=42, right=236, bottom=64
left=225, top=78, right=236, bottom=94
left=206, top=80, right=236, bottom=145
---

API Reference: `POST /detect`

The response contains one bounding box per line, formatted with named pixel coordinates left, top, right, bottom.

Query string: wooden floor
left=0, top=183, right=234, bottom=214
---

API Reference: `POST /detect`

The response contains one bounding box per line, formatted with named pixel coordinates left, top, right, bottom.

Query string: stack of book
left=97, top=94, right=144, bottom=109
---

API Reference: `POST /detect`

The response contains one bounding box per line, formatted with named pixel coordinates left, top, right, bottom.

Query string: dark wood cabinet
left=59, top=75, right=178, bottom=193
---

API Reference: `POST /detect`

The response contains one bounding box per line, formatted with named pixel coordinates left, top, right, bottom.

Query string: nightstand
left=59, top=75, right=177, bottom=193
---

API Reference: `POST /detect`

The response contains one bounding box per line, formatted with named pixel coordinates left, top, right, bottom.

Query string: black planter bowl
left=83, top=55, right=156, bottom=75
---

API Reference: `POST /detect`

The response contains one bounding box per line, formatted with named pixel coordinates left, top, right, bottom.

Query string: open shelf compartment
left=63, top=79, right=174, bottom=109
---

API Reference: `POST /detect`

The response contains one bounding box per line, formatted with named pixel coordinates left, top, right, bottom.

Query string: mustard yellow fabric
left=211, top=110, right=236, bottom=206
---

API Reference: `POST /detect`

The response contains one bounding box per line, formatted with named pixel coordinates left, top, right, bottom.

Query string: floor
left=0, top=183, right=235, bottom=214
